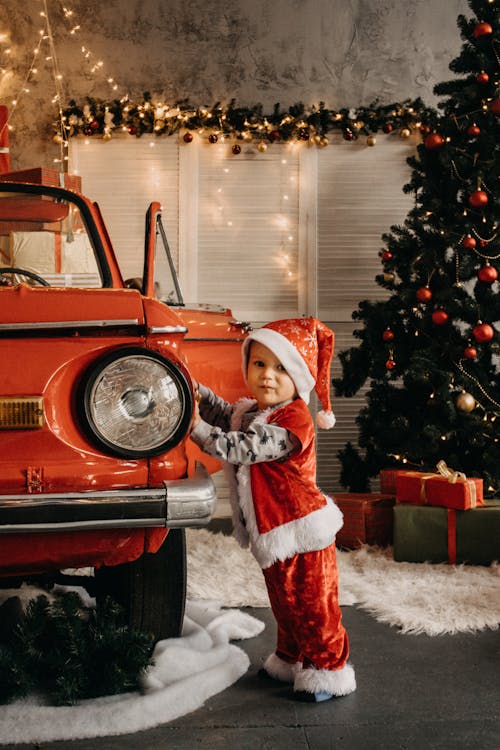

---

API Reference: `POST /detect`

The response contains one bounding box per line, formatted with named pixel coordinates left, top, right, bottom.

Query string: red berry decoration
left=208, top=133, right=218, bottom=143
left=416, top=286, right=433, bottom=302
left=420, top=125, right=431, bottom=135
left=478, top=264, right=498, bottom=283
left=424, top=133, right=444, bottom=150
left=462, top=234, right=477, bottom=249
left=432, top=310, right=449, bottom=326
left=385, top=358, right=396, bottom=370
left=463, top=346, right=477, bottom=360
left=343, top=129, right=354, bottom=141
left=473, top=22, right=493, bottom=39
left=491, top=98, right=500, bottom=116
left=90, top=119, right=100, bottom=131
left=382, top=123, right=393, bottom=134
left=466, top=124, right=481, bottom=137
left=382, top=327, right=395, bottom=342
left=232, top=144, right=241, bottom=155
left=127, top=126, right=138, bottom=135
left=476, top=71, right=489, bottom=85
left=381, top=250, right=393, bottom=261
left=83, top=127, right=93, bottom=136
left=269, top=130, right=281, bottom=142
left=468, top=189, right=488, bottom=208
left=472, top=322, right=494, bottom=343
left=183, top=132, right=193, bottom=143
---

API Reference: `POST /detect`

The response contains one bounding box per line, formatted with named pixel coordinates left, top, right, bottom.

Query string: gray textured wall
left=0, top=0, right=470, bottom=169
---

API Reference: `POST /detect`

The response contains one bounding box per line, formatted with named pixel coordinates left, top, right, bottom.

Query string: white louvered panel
left=316, top=322, right=371, bottom=493
left=316, top=138, right=415, bottom=492
left=69, top=136, right=180, bottom=281
left=317, top=135, right=415, bottom=322
left=196, top=143, right=300, bottom=321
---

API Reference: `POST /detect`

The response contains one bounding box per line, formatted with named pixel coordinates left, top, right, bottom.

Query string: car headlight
left=81, top=347, right=192, bottom=458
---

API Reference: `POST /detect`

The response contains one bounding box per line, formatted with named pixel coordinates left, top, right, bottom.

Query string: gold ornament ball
left=383, top=272, right=395, bottom=283
left=319, top=136, right=329, bottom=148
left=257, top=141, right=268, bottom=153
left=456, top=392, right=476, bottom=413
left=53, top=133, right=63, bottom=144
left=102, top=132, right=112, bottom=141
left=400, top=128, right=411, bottom=138
left=367, top=135, right=376, bottom=147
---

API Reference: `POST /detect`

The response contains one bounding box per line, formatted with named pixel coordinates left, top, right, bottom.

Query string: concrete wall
left=0, top=0, right=470, bottom=169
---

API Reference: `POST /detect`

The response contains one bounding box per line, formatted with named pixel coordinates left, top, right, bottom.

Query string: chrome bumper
left=0, top=463, right=216, bottom=534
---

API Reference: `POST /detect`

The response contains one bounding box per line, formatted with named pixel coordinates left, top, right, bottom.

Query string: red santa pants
left=262, top=542, right=349, bottom=670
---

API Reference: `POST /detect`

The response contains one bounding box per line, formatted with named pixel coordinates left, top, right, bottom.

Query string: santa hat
left=242, top=317, right=336, bottom=429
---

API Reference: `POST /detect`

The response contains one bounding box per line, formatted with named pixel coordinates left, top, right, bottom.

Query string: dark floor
left=3, top=604, right=500, bottom=750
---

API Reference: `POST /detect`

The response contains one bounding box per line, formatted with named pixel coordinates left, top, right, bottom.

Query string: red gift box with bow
left=395, top=461, right=483, bottom=511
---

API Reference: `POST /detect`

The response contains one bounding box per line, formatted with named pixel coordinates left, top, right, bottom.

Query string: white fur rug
left=0, top=599, right=264, bottom=746
left=186, top=529, right=500, bottom=637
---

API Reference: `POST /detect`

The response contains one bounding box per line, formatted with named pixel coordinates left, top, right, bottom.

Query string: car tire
left=94, top=528, right=186, bottom=642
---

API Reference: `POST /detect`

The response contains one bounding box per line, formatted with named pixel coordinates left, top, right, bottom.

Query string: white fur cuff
left=263, top=653, right=302, bottom=683
left=294, top=663, right=356, bottom=696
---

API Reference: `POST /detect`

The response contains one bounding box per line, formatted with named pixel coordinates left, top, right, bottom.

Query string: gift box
left=393, top=502, right=500, bottom=566
left=334, top=493, right=395, bottom=549
left=0, top=167, right=82, bottom=192
left=380, top=468, right=405, bottom=495
left=395, top=464, right=483, bottom=510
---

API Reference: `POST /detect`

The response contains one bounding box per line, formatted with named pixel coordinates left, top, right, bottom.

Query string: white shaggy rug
left=186, top=529, right=500, bottom=637
left=0, top=599, right=264, bottom=746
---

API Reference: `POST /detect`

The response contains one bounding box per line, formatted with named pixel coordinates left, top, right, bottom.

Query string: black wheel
left=94, top=528, right=186, bottom=642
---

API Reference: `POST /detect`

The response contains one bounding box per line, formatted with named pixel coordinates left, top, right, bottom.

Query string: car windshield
left=0, top=190, right=103, bottom=288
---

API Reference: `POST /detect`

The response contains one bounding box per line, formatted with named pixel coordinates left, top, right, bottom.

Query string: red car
left=0, top=169, right=249, bottom=640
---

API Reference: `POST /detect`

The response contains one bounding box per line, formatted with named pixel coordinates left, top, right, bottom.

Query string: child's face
left=247, top=341, right=297, bottom=410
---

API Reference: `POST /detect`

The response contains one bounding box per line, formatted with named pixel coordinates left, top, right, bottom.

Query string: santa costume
left=191, top=317, right=356, bottom=701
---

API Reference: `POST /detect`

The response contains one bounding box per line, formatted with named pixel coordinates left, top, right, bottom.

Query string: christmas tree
left=334, top=0, right=500, bottom=498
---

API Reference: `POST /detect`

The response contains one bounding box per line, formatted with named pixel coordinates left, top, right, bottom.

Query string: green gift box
left=393, top=502, right=500, bottom=566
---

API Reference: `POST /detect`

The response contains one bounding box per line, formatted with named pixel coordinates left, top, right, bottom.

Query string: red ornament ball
left=382, top=123, right=393, bottom=134
left=473, top=22, right=493, bottom=39
left=385, top=358, right=396, bottom=370
left=343, top=129, right=354, bottom=141
left=232, top=144, right=241, bottom=155
left=432, top=310, right=449, bottom=326
left=382, top=328, right=395, bottom=342
left=476, top=71, right=489, bottom=85
left=127, top=126, right=138, bottom=136
left=424, top=133, right=444, bottom=150
left=468, top=189, right=488, bottom=209
left=478, top=264, right=498, bottom=283
left=462, top=235, right=477, bottom=249
left=463, top=345, right=477, bottom=360
left=269, top=130, right=281, bottom=142
left=466, top=124, right=481, bottom=137
left=472, top=322, right=494, bottom=343
left=183, top=132, right=193, bottom=143
left=381, top=250, right=393, bottom=261
left=208, top=133, right=218, bottom=143
left=490, top=98, right=500, bottom=116
left=416, top=286, right=433, bottom=302
left=90, top=119, right=100, bottom=131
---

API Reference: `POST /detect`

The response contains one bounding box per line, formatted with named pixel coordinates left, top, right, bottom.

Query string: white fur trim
left=263, top=653, right=302, bottom=683
left=316, top=410, right=336, bottom=429
left=294, top=663, right=356, bottom=696
left=243, top=328, right=315, bottom=404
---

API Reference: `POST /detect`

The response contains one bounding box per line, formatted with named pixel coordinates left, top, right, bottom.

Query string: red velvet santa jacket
left=227, top=397, right=344, bottom=569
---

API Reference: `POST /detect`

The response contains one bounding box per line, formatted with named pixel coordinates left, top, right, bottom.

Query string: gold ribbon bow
left=435, top=460, right=467, bottom=484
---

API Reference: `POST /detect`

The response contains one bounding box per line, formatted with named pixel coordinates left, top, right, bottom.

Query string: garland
left=55, top=94, right=439, bottom=147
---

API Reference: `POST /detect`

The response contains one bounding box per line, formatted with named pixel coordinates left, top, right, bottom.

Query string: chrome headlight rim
left=80, top=346, right=193, bottom=458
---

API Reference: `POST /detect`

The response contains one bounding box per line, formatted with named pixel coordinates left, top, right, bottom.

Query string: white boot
left=293, top=662, right=356, bottom=701
left=259, top=652, right=302, bottom=683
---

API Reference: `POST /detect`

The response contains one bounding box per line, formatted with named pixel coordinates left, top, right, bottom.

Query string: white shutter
left=195, top=141, right=301, bottom=322
left=69, top=135, right=180, bottom=281
left=315, top=134, right=416, bottom=493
